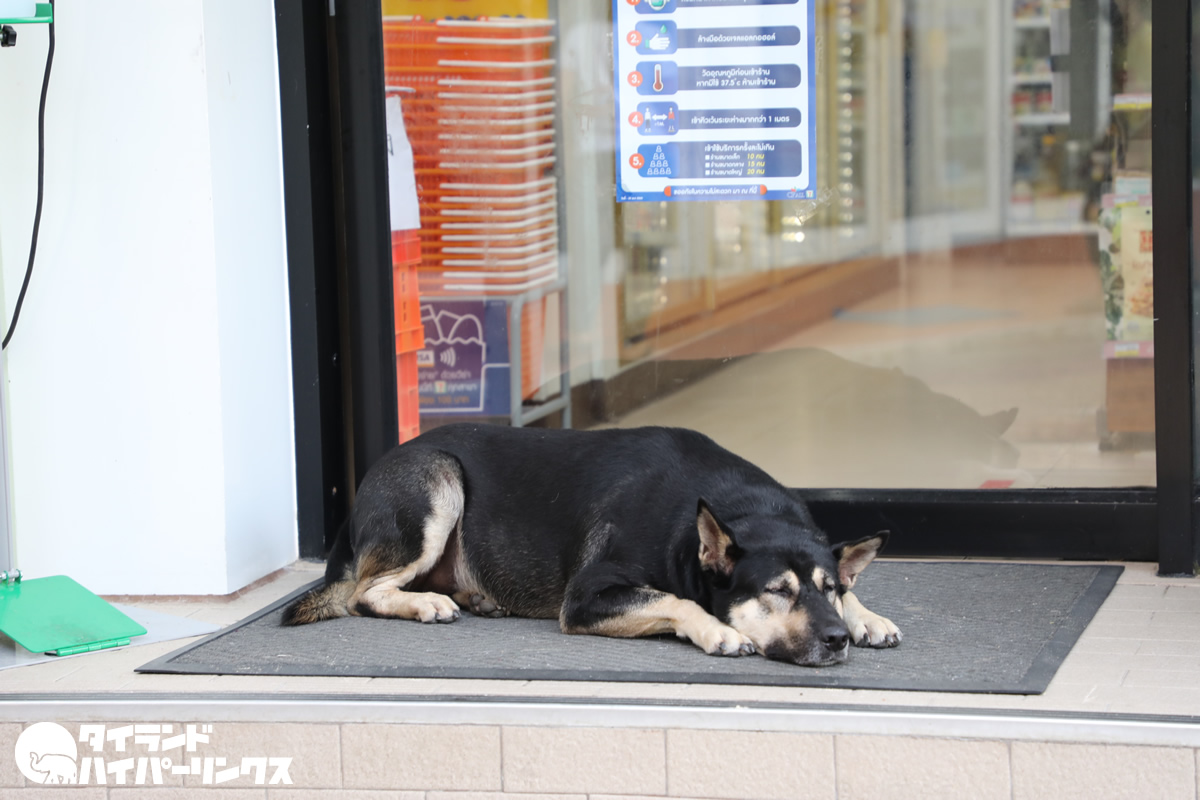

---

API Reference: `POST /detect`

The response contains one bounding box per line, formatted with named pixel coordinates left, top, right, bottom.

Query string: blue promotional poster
left=613, top=0, right=817, bottom=203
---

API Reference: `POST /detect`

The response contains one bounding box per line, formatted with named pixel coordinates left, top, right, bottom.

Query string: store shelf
left=1007, top=219, right=1099, bottom=238
left=1014, top=16, right=1051, bottom=29
left=1105, top=341, right=1155, bottom=360
left=1014, top=112, right=1070, bottom=126
left=1113, top=93, right=1152, bottom=112
left=1012, top=73, right=1055, bottom=85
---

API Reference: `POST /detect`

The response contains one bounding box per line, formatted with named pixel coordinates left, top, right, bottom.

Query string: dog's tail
left=281, top=579, right=356, bottom=626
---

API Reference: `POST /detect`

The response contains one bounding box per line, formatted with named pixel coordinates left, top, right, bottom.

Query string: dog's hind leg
left=561, top=569, right=756, bottom=656
left=842, top=591, right=902, bottom=648
left=347, top=452, right=466, bottom=624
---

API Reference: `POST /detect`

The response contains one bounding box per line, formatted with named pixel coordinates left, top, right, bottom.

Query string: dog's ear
left=833, top=531, right=888, bottom=590
left=697, top=500, right=739, bottom=576
left=982, top=407, right=1019, bottom=436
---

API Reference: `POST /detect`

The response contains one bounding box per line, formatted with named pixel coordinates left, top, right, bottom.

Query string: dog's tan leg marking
left=359, top=579, right=461, bottom=623
left=566, top=592, right=756, bottom=657
left=347, top=464, right=465, bottom=622
left=842, top=591, right=901, bottom=647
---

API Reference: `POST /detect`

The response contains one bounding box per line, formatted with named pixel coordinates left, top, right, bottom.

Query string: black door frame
left=276, top=1, right=1197, bottom=574
left=1150, top=0, right=1195, bottom=575
left=274, top=0, right=346, bottom=558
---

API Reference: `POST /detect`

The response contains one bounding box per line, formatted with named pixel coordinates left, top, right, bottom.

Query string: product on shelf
left=1098, top=193, right=1154, bottom=343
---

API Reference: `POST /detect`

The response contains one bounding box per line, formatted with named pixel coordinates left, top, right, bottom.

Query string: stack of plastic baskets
left=393, top=228, right=424, bottom=442
left=383, top=15, right=558, bottom=400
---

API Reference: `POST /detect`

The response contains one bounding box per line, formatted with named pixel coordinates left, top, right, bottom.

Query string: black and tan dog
left=284, top=424, right=901, bottom=666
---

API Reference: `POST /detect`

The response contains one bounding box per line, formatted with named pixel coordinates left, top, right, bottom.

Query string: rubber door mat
left=138, top=562, right=1122, bottom=694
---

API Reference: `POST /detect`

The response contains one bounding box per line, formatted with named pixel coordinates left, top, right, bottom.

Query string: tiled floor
left=613, top=254, right=1156, bottom=490
left=2, top=559, right=1197, bottom=721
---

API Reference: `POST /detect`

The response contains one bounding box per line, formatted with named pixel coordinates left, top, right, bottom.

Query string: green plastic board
left=0, top=575, right=146, bottom=655
left=0, top=3, right=52, bottom=24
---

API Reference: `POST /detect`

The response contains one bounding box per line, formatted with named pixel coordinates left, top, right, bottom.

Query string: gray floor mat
left=137, top=562, right=1122, bottom=694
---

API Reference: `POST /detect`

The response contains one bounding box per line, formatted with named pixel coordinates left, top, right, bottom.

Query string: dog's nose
left=821, top=625, right=849, bottom=652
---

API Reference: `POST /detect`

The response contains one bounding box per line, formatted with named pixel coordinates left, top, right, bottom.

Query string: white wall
left=201, top=0, right=298, bottom=593
left=0, top=0, right=297, bottom=595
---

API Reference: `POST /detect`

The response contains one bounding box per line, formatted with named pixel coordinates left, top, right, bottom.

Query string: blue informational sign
left=613, top=0, right=817, bottom=203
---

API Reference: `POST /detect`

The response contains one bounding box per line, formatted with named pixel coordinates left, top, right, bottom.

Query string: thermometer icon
left=653, top=64, right=664, bottom=92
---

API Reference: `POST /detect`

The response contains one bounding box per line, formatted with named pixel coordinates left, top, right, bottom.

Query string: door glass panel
left=383, top=0, right=1155, bottom=490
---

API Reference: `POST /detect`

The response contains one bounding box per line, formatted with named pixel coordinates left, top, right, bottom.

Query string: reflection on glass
left=387, top=0, right=1156, bottom=490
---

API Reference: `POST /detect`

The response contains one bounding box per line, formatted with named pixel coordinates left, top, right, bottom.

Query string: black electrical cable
left=3, top=1, right=54, bottom=350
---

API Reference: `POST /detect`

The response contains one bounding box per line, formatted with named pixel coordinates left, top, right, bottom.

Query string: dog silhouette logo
left=15, top=722, right=78, bottom=784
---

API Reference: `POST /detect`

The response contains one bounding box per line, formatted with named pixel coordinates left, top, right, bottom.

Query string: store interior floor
left=609, top=245, right=1156, bottom=490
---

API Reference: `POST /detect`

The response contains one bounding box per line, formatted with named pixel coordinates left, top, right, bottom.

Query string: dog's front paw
left=692, top=622, right=757, bottom=657
left=849, top=612, right=901, bottom=648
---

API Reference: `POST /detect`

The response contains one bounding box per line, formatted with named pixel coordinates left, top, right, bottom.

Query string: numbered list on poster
left=613, top=0, right=816, bottom=203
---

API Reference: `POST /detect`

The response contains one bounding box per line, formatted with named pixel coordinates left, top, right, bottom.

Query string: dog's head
left=696, top=500, right=886, bottom=667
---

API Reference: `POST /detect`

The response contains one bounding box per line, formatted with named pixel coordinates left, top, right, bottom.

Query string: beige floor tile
left=835, top=736, right=1010, bottom=800
left=1127, top=652, right=1200, bottom=671
left=1093, top=609, right=1155, bottom=626
left=115, top=674, right=220, bottom=692
left=1137, top=639, right=1200, bottom=657
left=1117, top=563, right=1196, bottom=585
left=1098, top=585, right=1168, bottom=610
left=178, top=723, right=340, bottom=789
left=22, top=720, right=190, bottom=788
left=1068, top=635, right=1141, bottom=655
left=1, top=656, right=87, bottom=686
left=666, top=729, right=834, bottom=800
left=1123, top=668, right=1200, bottom=689
left=1092, top=684, right=1200, bottom=715
left=340, top=724, right=501, bottom=791
left=1045, top=663, right=1129, bottom=686
left=501, top=726, right=665, bottom=796
left=0, top=722, right=22, bottom=786
left=428, top=793, right=585, bottom=800
left=1077, top=623, right=1192, bottom=641
left=110, top=790, right=266, bottom=800
left=32, top=640, right=209, bottom=692
left=1149, top=610, right=1200, bottom=628
left=1159, top=586, right=1200, bottom=610
left=204, top=676, right=374, bottom=694
left=269, top=791, right=423, bottom=800
left=1011, top=742, right=1195, bottom=800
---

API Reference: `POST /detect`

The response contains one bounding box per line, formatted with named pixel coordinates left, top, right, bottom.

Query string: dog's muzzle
left=765, top=623, right=851, bottom=667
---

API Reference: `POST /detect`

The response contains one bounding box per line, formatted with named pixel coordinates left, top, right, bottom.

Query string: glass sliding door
left=319, top=0, right=1185, bottom=562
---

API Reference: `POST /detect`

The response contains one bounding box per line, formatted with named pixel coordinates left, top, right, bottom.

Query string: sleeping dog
left=284, top=424, right=901, bottom=666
